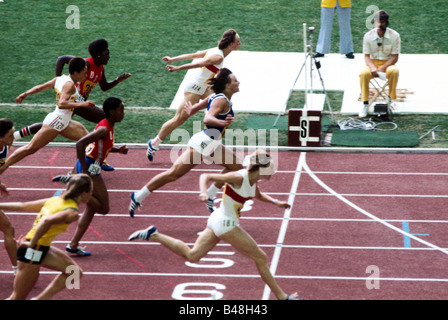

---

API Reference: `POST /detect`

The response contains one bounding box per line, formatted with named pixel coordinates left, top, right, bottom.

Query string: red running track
left=1, top=146, right=448, bottom=300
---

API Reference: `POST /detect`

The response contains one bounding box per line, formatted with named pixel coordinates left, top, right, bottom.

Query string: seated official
left=359, top=10, right=400, bottom=118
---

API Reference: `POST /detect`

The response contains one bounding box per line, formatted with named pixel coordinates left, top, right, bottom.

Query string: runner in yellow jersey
left=0, top=174, right=93, bottom=300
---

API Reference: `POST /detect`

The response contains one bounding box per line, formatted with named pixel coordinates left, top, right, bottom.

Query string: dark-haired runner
left=130, top=68, right=242, bottom=217
left=146, top=29, right=241, bottom=162
left=54, top=97, right=128, bottom=256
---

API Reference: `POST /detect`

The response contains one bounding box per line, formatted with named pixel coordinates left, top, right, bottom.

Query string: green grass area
left=1, top=0, right=447, bottom=147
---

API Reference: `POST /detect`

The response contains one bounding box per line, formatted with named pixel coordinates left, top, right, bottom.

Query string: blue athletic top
left=203, top=93, right=234, bottom=140
left=0, top=146, right=8, bottom=167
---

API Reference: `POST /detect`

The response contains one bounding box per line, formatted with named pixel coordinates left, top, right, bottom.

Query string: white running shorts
left=183, top=78, right=208, bottom=96
left=188, top=131, right=222, bottom=157
left=207, top=207, right=239, bottom=237
left=43, top=111, right=71, bottom=132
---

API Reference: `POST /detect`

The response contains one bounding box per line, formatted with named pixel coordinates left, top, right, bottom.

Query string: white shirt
left=53, top=75, right=79, bottom=117
left=189, top=47, right=224, bottom=84
left=363, top=28, right=400, bottom=60
left=221, top=169, right=256, bottom=218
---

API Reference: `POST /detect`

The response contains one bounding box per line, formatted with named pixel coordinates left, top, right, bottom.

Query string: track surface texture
left=1, top=146, right=448, bottom=300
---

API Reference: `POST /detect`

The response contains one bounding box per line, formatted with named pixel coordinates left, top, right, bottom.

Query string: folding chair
left=369, top=76, right=389, bottom=106
left=369, top=76, right=393, bottom=119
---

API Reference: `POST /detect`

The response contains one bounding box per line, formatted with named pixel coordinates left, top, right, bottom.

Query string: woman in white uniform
left=129, top=149, right=299, bottom=300
left=0, top=57, right=94, bottom=176
left=146, top=29, right=241, bottom=161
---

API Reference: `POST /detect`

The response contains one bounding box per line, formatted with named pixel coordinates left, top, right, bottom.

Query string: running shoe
left=101, top=160, right=115, bottom=171
left=66, top=245, right=91, bottom=256
left=206, top=197, right=216, bottom=213
left=129, top=192, right=141, bottom=217
left=52, top=173, right=72, bottom=184
left=146, top=139, right=158, bottom=162
left=128, top=225, right=158, bottom=241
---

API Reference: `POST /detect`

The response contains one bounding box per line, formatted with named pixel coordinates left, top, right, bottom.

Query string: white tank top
left=190, top=47, right=224, bottom=84
left=221, top=169, right=256, bottom=218
left=53, top=75, right=79, bottom=116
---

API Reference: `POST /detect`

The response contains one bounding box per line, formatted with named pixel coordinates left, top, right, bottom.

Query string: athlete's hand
left=117, top=73, right=132, bottom=82
left=162, top=56, right=174, bottom=63
left=275, top=200, right=290, bottom=209
left=15, top=92, right=28, bottom=103
left=223, top=114, right=234, bottom=126
left=17, top=235, right=31, bottom=248
left=117, top=145, right=128, bottom=155
left=0, top=182, right=8, bottom=197
left=84, top=100, right=96, bottom=108
left=165, top=65, right=179, bottom=72
left=199, top=192, right=209, bottom=202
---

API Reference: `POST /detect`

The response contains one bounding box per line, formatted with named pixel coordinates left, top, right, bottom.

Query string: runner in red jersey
left=14, top=39, right=131, bottom=171
left=56, top=97, right=128, bottom=256
left=77, top=56, right=104, bottom=101
left=13, top=39, right=131, bottom=141
left=83, top=117, right=115, bottom=165
left=57, top=39, right=131, bottom=122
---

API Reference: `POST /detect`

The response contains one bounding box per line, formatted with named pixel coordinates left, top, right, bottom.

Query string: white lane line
left=6, top=187, right=448, bottom=199
left=1, top=270, right=447, bottom=284
left=2, top=240, right=445, bottom=252
left=303, top=160, right=448, bottom=256
left=9, top=164, right=448, bottom=176
left=261, top=152, right=307, bottom=300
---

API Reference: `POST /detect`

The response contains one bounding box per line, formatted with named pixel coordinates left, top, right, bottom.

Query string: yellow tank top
left=26, top=197, right=79, bottom=247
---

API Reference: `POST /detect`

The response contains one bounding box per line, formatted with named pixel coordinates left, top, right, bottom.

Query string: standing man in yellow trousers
left=359, top=10, right=400, bottom=118
left=315, top=0, right=354, bottom=59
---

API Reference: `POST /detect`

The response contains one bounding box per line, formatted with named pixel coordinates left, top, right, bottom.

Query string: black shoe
left=345, top=52, right=355, bottom=59
left=314, top=52, right=325, bottom=58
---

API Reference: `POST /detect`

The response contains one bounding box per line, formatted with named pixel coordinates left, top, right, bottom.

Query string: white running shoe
left=128, top=226, right=158, bottom=241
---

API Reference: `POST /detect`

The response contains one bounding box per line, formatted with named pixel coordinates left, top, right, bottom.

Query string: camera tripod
left=274, top=24, right=335, bottom=126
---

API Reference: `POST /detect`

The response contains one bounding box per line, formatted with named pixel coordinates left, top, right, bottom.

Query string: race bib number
left=88, top=162, right=102, bottom=176
left=49, top=116, right=66, bottom=131
left=24, top=248, right=43, bottom=262
left=75, top=95, right=87, bottom=102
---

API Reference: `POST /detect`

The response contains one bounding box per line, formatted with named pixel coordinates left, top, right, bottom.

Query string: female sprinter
left=146, top=29, right=241, bottom=161
left=14, top=39, right=130, bottom=171
left=129, top=150, right=299, bottom=300
left=0, top=118, right=15, bottom=196
left=0, top=57, right=94, bottom=176
left=0, top=174, right=93, bottom=300
left=59, top=97, right=127, bottom=256
left=0, top=118, right=18, bottom=275
left=129, top=68, right=243, bottom=217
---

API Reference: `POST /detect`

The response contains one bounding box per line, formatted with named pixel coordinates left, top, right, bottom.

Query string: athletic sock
left=207, top=184, right=219, bottom=198
left=134, top=186, right=151, bottom=203
left=151, top=136, right=162, bottom=148
left=13, top=126, right=32, bottom=140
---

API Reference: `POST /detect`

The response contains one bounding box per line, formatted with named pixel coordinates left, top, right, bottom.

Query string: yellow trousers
left=359, top=60, right=399, bottom=102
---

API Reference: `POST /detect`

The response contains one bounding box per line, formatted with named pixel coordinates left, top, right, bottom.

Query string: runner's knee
left=0, top=220, right=14, bottom=238
left=97, top=206, right=110, bottom=215
left=252, top=249, right=268, bottom=266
